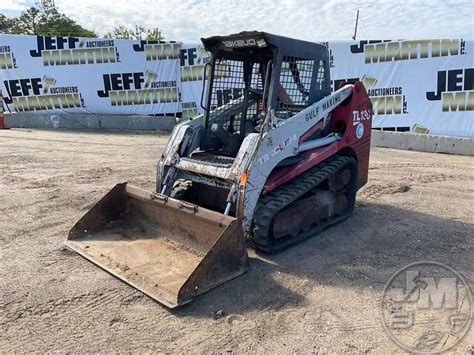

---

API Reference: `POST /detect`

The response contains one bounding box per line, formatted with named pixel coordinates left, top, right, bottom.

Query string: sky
left=1, top=0, right=473, bottom=42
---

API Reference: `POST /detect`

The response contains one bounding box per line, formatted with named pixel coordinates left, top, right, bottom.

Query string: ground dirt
left=1, top=129, right=473, bottom=353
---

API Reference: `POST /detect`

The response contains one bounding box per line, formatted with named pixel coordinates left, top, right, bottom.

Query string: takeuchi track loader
left=65, top=31, right=372, bottom=308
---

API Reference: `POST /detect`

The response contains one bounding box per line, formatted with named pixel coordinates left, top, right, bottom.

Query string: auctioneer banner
left=0, top=34, right=181, bottom=115
left=0, top=34, right=472, bottom=137
left=179, top=39, right=473, bottom=137
left=179, top=43, right=210, bottom=119
left=324, top=39, right=473, bottom=137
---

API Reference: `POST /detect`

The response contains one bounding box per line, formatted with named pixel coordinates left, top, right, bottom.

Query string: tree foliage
left=1, top=3, right=165, bottom=40
left=0, top=13, right=16, bottom=33
left=105, top=25, right=164, bottom=41
left=1, top=2, right=96, bottom=37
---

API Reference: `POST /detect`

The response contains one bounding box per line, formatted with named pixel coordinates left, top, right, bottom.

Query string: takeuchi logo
left=30, top=36, right=120, bottom=66
left=351, top=39, right=466, bottom=64
left=426, top=68, right=473, bottom=112
left=0, top=45, right=17, bottom=69
left=133, top=41, right=181, bottom=61
left=97, top=71, right=179, bottom=106
left=2, top=75, right=84, bottom=111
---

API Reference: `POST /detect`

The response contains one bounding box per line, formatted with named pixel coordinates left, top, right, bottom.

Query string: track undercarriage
left=171, top=155, right=357, bottom=253
left=252, top=155, right=357, bottom=253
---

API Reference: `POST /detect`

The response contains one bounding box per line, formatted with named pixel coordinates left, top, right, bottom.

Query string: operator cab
left=199, top=31, right=331, bottom=157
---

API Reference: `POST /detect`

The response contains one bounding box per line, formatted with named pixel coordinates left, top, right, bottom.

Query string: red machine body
left=264, top=82, right=372, bottom=194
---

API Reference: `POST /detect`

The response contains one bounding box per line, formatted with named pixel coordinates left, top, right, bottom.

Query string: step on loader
left=65, top=31, right=372, bottom=308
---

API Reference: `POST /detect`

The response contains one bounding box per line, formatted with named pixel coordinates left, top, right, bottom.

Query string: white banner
left=1, top=35, right=472, bottom=137
left=325, top=39, right=473, bottom=137
left=180, top=43, right=209, bottom=119
left=0, top=35, right=181, bottom=115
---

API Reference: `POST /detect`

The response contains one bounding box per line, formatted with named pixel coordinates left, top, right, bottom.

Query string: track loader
left=65, top=31, right=372, bottom=308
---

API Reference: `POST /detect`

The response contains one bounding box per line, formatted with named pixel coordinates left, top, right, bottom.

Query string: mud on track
left=1, top=129, right=473, bottom=352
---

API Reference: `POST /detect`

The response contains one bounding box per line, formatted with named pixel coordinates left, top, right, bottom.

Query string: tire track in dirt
left=360, top=172, right=460, bottom=199
left=1, top=287, right=149, bottom=352
left=0, top=134, right=163, bottom=147
left=2, top=287, right=121, bottom=323
left=360, top=183, right=411, bottom=199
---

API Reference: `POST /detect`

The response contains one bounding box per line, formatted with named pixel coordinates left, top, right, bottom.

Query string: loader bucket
left=65, top=183, right=248, bottom=308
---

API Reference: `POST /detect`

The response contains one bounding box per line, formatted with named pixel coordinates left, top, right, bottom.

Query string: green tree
left=3, top=2, right=96, bottom=37
left=105, top=25, right=164, bottom=41
left=0, top=13, right=16, bottom=34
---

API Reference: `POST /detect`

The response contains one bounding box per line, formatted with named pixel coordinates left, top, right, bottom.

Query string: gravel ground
left=0, top=129, right=472, bottom=353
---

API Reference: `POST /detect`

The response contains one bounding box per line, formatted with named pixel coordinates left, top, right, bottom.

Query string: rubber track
left=251, top=155, right=357, bottom=253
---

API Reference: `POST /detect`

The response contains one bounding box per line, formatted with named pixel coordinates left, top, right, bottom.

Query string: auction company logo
left=30, top=36, right=120, bottom=66
left=133, top=40, right=180, bottom=61
left=0, top=45, right=17, bottom=69
left=426, top=68, right=473, bottom=112
left=332, top=75, right=408, bottom=115
left=181, top=102, right=198, bottom=120
left=180, top=45, right=210, bottom=82
left=97, top=71, right=179, bottom=106
left=179, top=45, right=210, bottom=119
left=3, top=75, right=84, bottom=111
left=351, top=39, right=466, bottom=64
left=381, top=261, right=472, bottom=353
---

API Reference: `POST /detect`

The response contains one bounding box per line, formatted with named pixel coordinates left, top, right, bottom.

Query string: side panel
left=262, top=81, right=372, bottom=194
left=331, top=81, right=372, bottom=189
left=238, top=86, right=354, bottom=236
